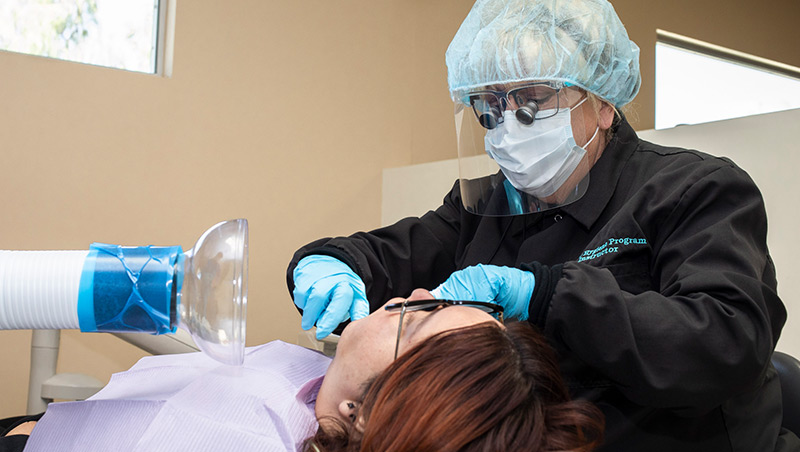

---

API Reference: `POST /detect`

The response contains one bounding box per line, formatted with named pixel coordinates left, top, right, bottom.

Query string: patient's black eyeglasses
left=385, top=299, right=504, bottom=359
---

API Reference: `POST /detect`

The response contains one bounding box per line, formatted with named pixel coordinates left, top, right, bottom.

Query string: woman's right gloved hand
left=292, top=255, right=369, bottom=339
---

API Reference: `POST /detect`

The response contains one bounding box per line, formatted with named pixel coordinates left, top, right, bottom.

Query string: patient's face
left=315, top=289, right=501, bottom=429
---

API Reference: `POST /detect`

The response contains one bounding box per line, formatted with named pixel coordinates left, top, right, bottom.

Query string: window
left=655, top=30, right=800, bottom=130
left=0, top=0, right=172, bottom=75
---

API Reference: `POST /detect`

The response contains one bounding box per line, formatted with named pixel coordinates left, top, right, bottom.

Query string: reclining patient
left=2, top=290, right=603, bottom=452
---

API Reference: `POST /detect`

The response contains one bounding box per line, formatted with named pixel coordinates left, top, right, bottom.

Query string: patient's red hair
left=308, top=321, right=604, bottom=452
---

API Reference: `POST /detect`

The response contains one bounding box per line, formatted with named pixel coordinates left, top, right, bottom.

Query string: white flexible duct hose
left=0, top=250, right=87, bottom=329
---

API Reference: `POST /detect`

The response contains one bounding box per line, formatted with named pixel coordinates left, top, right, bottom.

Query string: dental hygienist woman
left=287, top=0, right=798, bottom=450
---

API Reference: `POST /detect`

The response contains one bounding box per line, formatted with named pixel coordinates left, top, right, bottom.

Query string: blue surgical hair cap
left=446, top=0, right=641, bottom=107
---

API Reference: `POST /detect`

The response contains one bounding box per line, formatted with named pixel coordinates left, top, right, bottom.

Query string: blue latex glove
left=430, top=264, right=534, bottom=320
left=293, top=255, right=369, bottom=339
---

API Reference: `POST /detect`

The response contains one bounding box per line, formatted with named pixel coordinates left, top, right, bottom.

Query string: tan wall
left=0, top=0, right=798, bottom=418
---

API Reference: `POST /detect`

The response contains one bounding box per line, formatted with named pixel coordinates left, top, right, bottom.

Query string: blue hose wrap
left=77, top=249, right=99, bottom=331
left=77, top=243, right=184, bottom=334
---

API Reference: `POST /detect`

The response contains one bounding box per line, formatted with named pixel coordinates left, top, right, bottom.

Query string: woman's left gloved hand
left=430, top=264, right=534, bottom=320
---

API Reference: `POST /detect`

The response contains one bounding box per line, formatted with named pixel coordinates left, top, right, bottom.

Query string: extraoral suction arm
left=0, top=219, right=248, bottom=366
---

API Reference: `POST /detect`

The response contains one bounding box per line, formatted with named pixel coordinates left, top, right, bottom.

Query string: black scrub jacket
left=287, top=119, right=800, bottom=451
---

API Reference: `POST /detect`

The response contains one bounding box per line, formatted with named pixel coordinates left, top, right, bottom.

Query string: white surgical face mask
left=484, top=98, right=599, bottom=198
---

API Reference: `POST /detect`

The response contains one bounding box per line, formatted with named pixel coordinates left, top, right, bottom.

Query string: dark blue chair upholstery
left=772, top=351, right=800, bottom=435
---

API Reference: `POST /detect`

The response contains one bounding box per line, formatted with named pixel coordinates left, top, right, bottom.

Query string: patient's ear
left=338, top=400, right=360, bottom=425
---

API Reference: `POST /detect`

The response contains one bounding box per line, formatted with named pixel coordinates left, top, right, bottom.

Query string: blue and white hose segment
left=0, top=245, right=184, bottom=334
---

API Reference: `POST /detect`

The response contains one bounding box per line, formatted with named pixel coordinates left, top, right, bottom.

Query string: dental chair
left=772, top=351, right=800, bottom=436
left=26, top=329, right=199, bottom=414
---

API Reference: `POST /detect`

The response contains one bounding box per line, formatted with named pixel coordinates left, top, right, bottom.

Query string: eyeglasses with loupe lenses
left=467, top=82, right=563, bottom=129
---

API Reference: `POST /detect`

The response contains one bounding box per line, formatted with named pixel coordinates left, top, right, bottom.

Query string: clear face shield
left=453, top=82, right=597, bottom=216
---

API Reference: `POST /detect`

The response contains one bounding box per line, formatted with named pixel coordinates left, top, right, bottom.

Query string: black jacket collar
left=561, top=118, right=639, bottom=230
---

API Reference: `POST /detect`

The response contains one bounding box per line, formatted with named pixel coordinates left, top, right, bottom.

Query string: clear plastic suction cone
left=179, top=219, right=248, bottom=365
